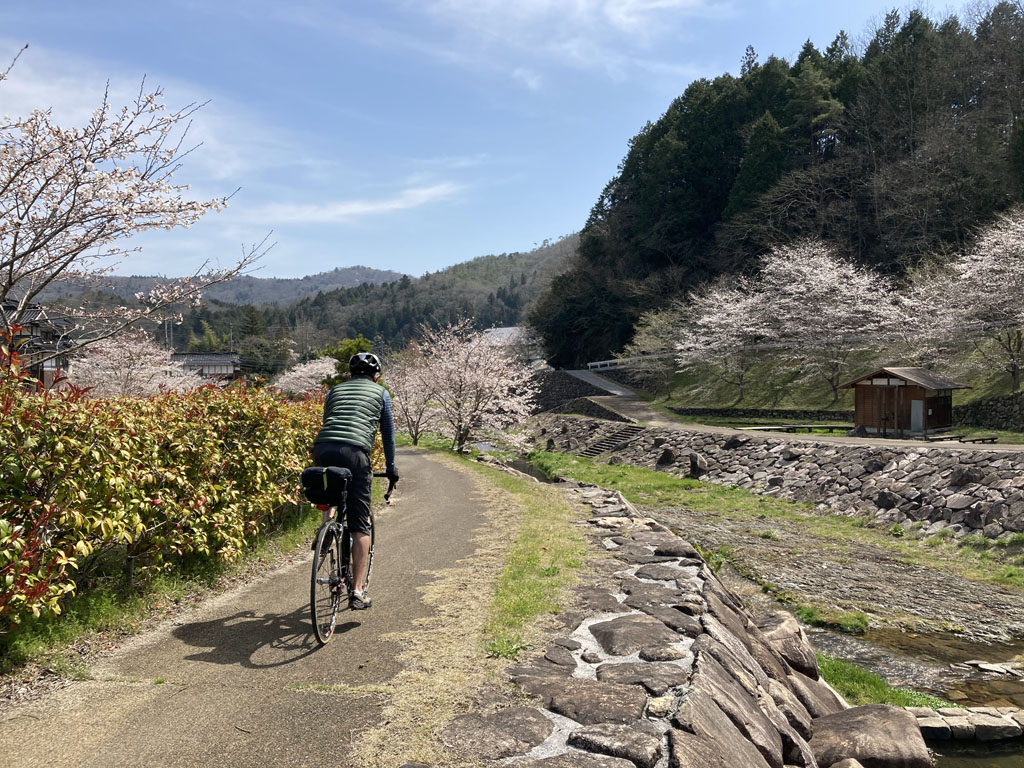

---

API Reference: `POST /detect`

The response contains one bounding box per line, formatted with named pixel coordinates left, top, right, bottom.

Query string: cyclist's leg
left=343, top=447, right=374, bottom=605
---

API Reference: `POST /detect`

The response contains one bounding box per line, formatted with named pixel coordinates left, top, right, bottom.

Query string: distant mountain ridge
left=42, top=265, right=406, bottom=306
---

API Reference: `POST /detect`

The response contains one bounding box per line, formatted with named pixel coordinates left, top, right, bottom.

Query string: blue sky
left=3, top=0, right=909, bottom=278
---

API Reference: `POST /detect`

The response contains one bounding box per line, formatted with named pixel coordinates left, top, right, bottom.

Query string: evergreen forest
left=530, top=4, right=1024, bottom=367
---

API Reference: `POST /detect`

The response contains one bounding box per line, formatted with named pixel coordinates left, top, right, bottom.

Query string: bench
left=924, top=434, right=959, bottom=442
left=959, top=435, right=999, bottom=444
left=735, top=424, right=853, bottom=434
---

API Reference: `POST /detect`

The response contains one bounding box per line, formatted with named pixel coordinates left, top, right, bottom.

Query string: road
left=0, top=447, right=487, bottom=768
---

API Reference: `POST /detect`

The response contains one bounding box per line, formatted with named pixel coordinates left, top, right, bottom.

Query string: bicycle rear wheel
left=340, top=515, right=375, bottom=595
left=310, top=523, right=343, bottom=644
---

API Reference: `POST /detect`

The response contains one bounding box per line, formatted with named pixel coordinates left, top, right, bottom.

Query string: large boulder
left=788, top=670, right=847, bottom=718
left=756, top=612, right=820, bottom=679
left=672, top=689, right=773, bottom=768
left=809, top=705, right=931, bottom=768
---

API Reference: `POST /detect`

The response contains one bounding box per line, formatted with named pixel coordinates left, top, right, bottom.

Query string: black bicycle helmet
left=349, top=352, right=382, bottom=376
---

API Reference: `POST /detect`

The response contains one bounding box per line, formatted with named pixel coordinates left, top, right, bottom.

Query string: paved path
left=0, top=447, right=486, bottom=768
left=565, top=369, right=635, bottom=396
left=578, top=383, right=1024, bottom=454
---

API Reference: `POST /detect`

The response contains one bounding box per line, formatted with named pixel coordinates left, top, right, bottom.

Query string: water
left=508, top=458, right=557, bottom=483
left=932, top=741, right=1024, bottom=768
left=806, top=627, right=1024, bottom=767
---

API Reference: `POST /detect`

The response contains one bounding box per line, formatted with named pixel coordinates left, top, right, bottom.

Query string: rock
left=582, top=652, right=603, bottom=664
left=553, top=636, right=583, bottom=650
left=672, top=689, right=773, bottom=768
left=756, top=612, right=819, bottom=679
left=596, top=661, right=691, bottom=695
left=640, top=644, right=690, bottom=662
left=809, top=705, right=931, bottom=768
left=635, top=604, right=703, bottom=637
left=689, top=652, right=784, bottom=768
left=781, top=446, right=804, bottom=461
left=657, top=448, right=676, bottom=466
left=689, top=452, right=708, bottom=477
left=904, top=706, right=939, bottom=718
left=847, top=425, right=869, bottom=437
left=916, top=716, right=951, bottom=740
left=508, top=658, right=575, bottom=679
left=545, top=645, right=578, bottom=667
left=577, top=588, right=629, bottom=614
left=945, top=493, right=975, bottom=510
left=647, top=695, right=675, bottom=718
left=788, top=670, right=847, bottom=718
left=830, top=762, right=866, bottom=768
left=568, top=723, right=663, bottom=768
left=441, top=707, right=553, bottom=758
left=875, top=490, right=901, bottom=510
left=665, top=728, right=734, bottom=768
left=614, top=545, right=678, bottom=565
left=967, top=711, right=1023, bottom=740
left=515, top=753, right=636, bottom=768
left=949, top=466, right=986, bottom=486
left=768, top=678, right=813, bottom=740
left=547, top=679, right=649, bottom=725
left=693, top=626, right=770, bottom=695
left=946, top=715, right=974, bottom=739
left=654, top=539, right=700, bottom=558
left=589, top=614, right=682, bottom=656
left=636, top=563, right=686, bottom=581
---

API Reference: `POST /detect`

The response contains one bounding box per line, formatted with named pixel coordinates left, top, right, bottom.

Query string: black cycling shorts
left=311, top=442, right=373, bottom=535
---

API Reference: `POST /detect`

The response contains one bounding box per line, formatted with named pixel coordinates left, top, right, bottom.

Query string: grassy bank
left=818, top=653, right=955, bottom=709
left=528, top=451, right=1024, bottom=592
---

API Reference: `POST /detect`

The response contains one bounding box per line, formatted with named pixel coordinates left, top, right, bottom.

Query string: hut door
left=911, top=400, right=924, bottom=433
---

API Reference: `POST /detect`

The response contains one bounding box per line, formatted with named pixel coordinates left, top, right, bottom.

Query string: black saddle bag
left=301, top=466, right=352, bottom=506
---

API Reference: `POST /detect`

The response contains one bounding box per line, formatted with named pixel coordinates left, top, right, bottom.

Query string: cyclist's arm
left=380, top=389, right=397, bottom=472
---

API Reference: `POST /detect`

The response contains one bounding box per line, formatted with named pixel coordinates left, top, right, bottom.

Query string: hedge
left=1, top=374, right=325, bottom=629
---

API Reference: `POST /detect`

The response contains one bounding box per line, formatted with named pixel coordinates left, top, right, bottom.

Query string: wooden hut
left=839, top=367, right=969, bottom=437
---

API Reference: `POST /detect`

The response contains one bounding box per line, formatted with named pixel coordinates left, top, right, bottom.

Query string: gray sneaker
left=349, top=592, right=372, bottom=610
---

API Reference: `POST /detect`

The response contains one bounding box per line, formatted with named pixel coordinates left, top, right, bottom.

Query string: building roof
left=839, top=366, right=969, bottom=391
left=171, top=352, right=241, bottom=366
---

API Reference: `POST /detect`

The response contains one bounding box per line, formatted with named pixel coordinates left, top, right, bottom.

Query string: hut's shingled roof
left=840, top=367, right=969, bottom=390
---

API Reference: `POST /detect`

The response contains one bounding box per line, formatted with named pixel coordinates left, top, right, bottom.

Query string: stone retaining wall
left=438, top=485, right=933, bottom=768
left=954, top=390, right=1024, bottom=434
left=668, top=407, right=854, bottom=423
left=535, top=415, right=1024, bottom=540
left=549, top=397, right=634, bottom=423
left=533, top=371, right=612, bottom=413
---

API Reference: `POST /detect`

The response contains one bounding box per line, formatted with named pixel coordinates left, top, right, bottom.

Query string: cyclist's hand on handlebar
left=386, top=465, right=400, bottom=483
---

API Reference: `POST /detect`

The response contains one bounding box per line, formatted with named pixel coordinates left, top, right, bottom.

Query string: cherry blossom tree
left=907, top=208, right=1024, bottom=390
left=385, top=343, right=438, bottom=445
left=0, top=50, right=264, bottom=366
left=755, top=241, right=901, bottom=402
left=272, top=357, right=336, bottom=395
left=418, top=320, right=537, bottom=452
left=675, top=277, right=770, bottom=403
left=69, top=328, right=202, bottom=397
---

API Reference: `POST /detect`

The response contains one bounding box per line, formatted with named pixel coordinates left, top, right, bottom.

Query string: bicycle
left=305, top=469, right=396, bottom=645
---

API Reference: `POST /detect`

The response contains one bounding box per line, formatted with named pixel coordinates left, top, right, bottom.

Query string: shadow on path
left=171, top=606, right=361, bottom=669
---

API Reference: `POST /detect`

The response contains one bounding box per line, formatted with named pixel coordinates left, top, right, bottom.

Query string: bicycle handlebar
left=372, top=472, right=398, bottom=504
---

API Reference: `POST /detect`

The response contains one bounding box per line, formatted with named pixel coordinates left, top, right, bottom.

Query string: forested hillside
left=178, top=235, right=577, bottom=363
left=531, top=4, right=1024, bottom=367
left=41, top=265, right=405, bottom=305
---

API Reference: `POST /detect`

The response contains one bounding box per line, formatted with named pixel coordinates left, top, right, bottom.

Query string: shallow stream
left=809, top=627, right=1024, bottom=766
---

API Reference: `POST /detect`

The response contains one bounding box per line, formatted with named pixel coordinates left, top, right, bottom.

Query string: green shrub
left=1, top=374, right=323, bottom=628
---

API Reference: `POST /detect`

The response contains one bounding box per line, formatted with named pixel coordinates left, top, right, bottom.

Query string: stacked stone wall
left=533, top=371, right=611, bottom=412
left=954, top=390, right=1024, bottom=433
left=668, top=406, right=854, bottom=423
left=536, top=415, right=1024, bottom=540
left=549, top=397, right=634, bottom=423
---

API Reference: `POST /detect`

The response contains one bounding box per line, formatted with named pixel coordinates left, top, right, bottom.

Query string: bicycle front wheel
left=310, top=523, right=343, bottom=644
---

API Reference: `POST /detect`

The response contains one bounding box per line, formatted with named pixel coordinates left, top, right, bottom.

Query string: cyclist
left=312, top=351, right=398, bottom=610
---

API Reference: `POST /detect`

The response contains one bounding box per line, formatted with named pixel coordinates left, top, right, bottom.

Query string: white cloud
left=253, top=182, right=461, bottom=224
left=512, top=67, right=544, bottom=91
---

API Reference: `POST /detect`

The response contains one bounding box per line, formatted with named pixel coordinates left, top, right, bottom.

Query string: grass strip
left=817, top=652, right=957, bottom=709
